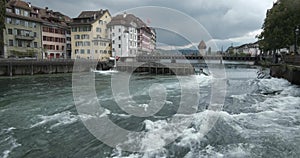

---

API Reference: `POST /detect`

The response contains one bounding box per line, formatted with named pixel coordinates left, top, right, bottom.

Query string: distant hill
left=156, top=49, right=199, bottom=55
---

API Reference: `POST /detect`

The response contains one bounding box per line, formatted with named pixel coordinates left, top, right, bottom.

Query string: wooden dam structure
left=116, top=55, right=259, bottom=75
left=0, top=55, right=259, bottom=76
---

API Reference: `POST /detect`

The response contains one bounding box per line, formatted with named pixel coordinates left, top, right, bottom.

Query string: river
left=0, top=66, right=300, bottom=157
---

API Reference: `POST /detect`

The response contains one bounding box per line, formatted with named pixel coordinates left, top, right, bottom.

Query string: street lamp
left=295, top=26, right=299, bottom=54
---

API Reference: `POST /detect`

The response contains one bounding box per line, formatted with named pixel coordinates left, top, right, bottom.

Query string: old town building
left=70, top=9, right=112, bottom=60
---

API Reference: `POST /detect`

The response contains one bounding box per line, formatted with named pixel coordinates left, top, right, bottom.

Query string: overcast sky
left=28, top=0, right=274, bottom=50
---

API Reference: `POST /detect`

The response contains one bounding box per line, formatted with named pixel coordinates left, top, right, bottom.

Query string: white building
left=107, top=13, right=156, bottom=59
left=226, top=42, right=261, bottom=57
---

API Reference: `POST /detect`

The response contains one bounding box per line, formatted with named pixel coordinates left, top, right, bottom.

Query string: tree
left=258, top=0, right=300, bottom=53
left=0, top=0, right=6, bottom=58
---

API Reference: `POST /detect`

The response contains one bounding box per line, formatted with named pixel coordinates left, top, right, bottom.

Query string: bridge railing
left=136, top=55, right=258, bottom=61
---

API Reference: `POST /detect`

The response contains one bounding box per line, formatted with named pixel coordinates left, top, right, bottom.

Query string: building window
left=118, top=44, right=121, bottom=48
left=24, top=21, right=29, bottom=27
left=81, top=34, right=89, bottom=39
left=80, top=49, right=85, bottom=54
left=17, top=40, right=22, bottom=47
left=112, top=40, right=115, bottom=44
left=26, top=41, right=31, bottom=47
left=72, top=27, right=77, bottom=32
left=56, top=45, right=59, bottom=50
left=34, top=32, right=37, bottom=37
left=6, top=18, right=12, bottom=24
left=15, top=8, right=20, bottom=15
left=15, top=19, right=20, bottom=25
left=6, top=8, right=12, bottom=13
left=74, top=35, right=80, bottom=39
left=32, top=22, right=36, bottom=28
left=83, top=41, right=90, bottom=46
left=34, top=42, right=38, bottom=48
left=95, top=50, right=98, bottom=53
left=75, top=41, right=83, bottom=46
left=75, top=49, right=79, bottom=54
left=8, top=29, right=13, bottom=35
left=87, top=49, right=90, bottom=54
left=118, top=36, right=121, bottom=40
left=43, top=26, right=48, bottom=32
left=96, top=27, right=101, bottom=32
left=62, top=46, right=64, bottom=50
left=24, top=11, right=29, bottom=17
left=9, top=40, right=13, bottom=46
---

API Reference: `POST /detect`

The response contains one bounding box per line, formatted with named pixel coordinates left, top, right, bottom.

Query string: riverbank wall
left=270, top=64, right=300, bottom=85
left=0, top=60, right=113, bottom=76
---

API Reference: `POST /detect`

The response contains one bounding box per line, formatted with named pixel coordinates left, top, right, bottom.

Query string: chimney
left=123, top=12, right=127, bottom=18
left=45, top=7, right=48, bottom=10
left=93, top=13, right=96, bottom=20
left=28, top=2, right=31, bottom=8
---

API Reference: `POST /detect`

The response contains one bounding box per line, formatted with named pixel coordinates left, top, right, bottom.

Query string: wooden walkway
left=136, top=55, right=259, bottom=62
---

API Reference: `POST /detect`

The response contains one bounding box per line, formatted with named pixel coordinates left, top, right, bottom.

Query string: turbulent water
left=0, top=66, right=300, bottom=158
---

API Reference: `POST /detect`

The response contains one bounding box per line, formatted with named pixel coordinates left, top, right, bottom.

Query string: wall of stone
left=271, top=64, right=300, bottom=85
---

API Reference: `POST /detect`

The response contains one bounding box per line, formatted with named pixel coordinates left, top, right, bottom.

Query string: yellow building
left=70, top=10, right=112, bottom=61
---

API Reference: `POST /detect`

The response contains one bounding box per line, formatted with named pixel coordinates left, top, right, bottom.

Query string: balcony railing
left=15, top=35, right=35, bottom=41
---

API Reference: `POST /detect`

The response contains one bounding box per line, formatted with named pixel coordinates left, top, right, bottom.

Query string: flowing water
left=0, top=66, right=300, bottom=158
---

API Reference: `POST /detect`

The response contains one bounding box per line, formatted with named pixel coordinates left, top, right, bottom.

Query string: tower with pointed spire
left=198, top=40, right=207, bottom=56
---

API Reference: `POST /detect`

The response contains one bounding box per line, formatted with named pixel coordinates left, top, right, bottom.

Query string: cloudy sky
left=28, top=0, right=274, bottom=51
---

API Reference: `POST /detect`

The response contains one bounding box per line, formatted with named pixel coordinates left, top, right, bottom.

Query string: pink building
left=33, top=6, right=72, bottom=59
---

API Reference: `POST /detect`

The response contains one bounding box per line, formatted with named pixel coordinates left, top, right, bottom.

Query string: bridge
left=136, top=55, right=258, bottom=62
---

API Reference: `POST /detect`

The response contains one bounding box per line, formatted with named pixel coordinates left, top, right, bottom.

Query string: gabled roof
left=5, top=0, right=71, bottom=26
left=8, top=0, right=31, bottom=10
left=107, top=13, right=147, bottom=28
left=198, top=40, right=207, bottom=50
left=32, top=5, right=71, bottom=28
left=70, top=9, right=110, bottom=26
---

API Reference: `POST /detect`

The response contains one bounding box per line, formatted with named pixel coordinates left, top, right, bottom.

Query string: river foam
left=0, top=127, right=21, bottom=158
left=30, top=111, right=78, bottom=129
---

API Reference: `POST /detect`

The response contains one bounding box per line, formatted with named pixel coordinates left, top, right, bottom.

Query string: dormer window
left=6, top=8, right=12, bottom=13
left=24, top=11, right=29, bottom=17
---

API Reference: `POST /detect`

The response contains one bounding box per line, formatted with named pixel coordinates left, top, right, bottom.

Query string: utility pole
left=295, top=26, right=299, bottom=54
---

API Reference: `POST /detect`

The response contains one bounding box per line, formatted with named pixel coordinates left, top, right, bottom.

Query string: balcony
left=15, top=35, right=35, bottom=41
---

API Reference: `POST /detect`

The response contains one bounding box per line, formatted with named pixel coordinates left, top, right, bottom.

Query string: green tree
left=0, top=0, right=6, bottom=58
left=258, top=0, right=300, bottom=53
